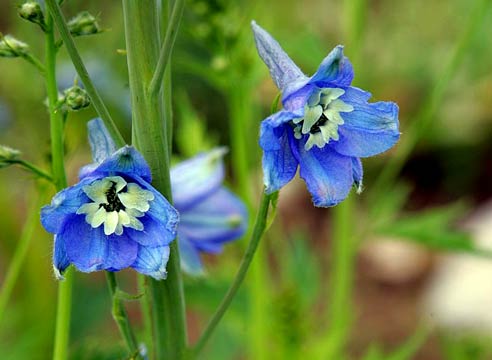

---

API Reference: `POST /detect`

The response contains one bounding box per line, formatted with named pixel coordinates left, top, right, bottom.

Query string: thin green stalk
left=122, top=1, right=187, bottom=358
left=370, top=0, right=491, bottom=200
left=22, top=52, right=46, bottom=75
left=6, top=159, right=53, bottom=182
left=44, top=11, right=71, bottom=360
left=45, top=0, right=125, bottom=148
left=105, top=272, right=139, bottom=356
left=137, top=275, right=153, bottom=356
left=193, top=192, right=275, bottom=355
left=148, top=0, right=184, bottom=98
left=0, top=188, right=48, bottom=322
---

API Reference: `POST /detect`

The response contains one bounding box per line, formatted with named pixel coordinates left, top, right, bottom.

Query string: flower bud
left=0, top=145, right=21, bottom=168
left=18, top=2, right=46, bottom=30
left=67, top=11, right=101, bottom=37
left=0, top=35, right=29, bottom=58
left=63, top=85, right=90, bottom=111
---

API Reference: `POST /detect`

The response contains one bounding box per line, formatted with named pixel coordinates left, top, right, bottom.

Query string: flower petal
left=61, top=215, right=137, bottom=272
left=260, top=111, right=299, bottom=193
left=53, top=234, right=70, bottom=280
left=126, top=215, right=176, bottom=247
left=93, top=146, right=152, bottom=183
left=178, top=234, right=204, bottom=275
left=171, top=148, right=226, bottom=210
left=251, top=21, right=307, bottom=92
left=41, top=177, right=93, bottom=234
left=329, top=89, right=400, bottom=157
left=352, top=157, right=363, bottom=192
left=179, top=187, right=247, bottom=252
left=131, top=245, right=170, bottom=280
left=87, top=118, right=116, bottom=164
left=290, top=138, right=354, bottom=207
left=310, top=45, right=354, bottom=87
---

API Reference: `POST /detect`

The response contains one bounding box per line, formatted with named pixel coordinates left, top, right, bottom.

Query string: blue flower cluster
left=41, top=119, right=247, bottom=279
left=252, top=22, right=400, bottom=207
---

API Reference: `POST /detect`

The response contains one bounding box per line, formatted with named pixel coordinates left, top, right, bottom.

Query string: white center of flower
left=76, top=176, right=154, bottom=236
left=292, top=88, right=353, bottom=151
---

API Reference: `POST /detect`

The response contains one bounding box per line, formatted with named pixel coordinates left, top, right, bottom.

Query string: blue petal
left=41, top=177, right=93, bottom=234
left=330, top=89, right=399, bottom=157
left=352, top=157, right=363, bottom=192
left=171, top=148, right=226, bottom=211
left=179, top=187, right=247, bottom=252
left=251, top=21, right=307, bottom=92
left=131, top=245, right=170, bottom=280
left=61, top=215, right=138, bottom=272
left=127, top=215, right=176, bottom=247
left=259, top=111, right=299, bottom=193
left=290, top=138, right=354, bottom=207
left=178, top=235, right=204, bottom=276
left=310, top=45, right=354, bottom=87
left=87, top=118, right=117, bottom=164
left=93, top=146, right=152, bottom=183
left=53, top=234, right=70, bottom=280
left=135, top=176, right=179, bottom=237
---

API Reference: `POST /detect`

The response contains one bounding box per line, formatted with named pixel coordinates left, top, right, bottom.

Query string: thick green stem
left=105, top=272, right=139, bottom=356
left=45, top=0, right=125, bottom=148
left=122, top=1, right=187, bottom=359
left=44, top=12, right=71, bottom=360
left=193, top=192, right=275, bottom=355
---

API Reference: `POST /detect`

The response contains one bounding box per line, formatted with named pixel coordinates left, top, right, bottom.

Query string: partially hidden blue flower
left=252, top=21, right=400, bottom=207
left=41, top=119, right=179, bottom=280
left=171, top=148, right=248, bottom=275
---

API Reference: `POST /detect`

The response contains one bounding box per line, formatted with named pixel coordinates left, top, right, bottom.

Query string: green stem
left=122, top=1, right=187, bottom=358
left=105, top=272, right=139, bottom=357
left=148, top=0, right=185, bottom=98
left=193, top=192, right=275, bottom=355
left=0, top=187, right=48, bottom=322
left=8, top=159, right=53, bottom=182
left=44, top=0, right=125, bottom=148
left=370, top=0, right=491, bottom=200
left=22, top=52, right=46, bottom=75
left=44, top=11, right=71, bottom=360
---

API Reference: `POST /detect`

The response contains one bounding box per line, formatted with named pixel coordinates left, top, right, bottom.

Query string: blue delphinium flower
left=251, top=22, right=400, bottom=207
left=41, top=119, right=179, bottom=280
left=171, top=148, right=248, bottom=275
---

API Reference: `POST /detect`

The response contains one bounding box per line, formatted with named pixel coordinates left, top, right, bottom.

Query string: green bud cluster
left=0, top=145, right=21, bottom=169
left=63, top=85, right=91, bottom=111
left=67, top=11, right=101, bottom=37
left=18, top=1, right=46, bottom=31
left=0, top=35, right=29, bottom=58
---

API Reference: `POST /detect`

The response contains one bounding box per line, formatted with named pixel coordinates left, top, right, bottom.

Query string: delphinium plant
left=1, top=0, right=491, bottom=359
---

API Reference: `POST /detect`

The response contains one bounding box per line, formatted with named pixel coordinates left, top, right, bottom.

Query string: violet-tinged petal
left=290, top=138, right=354, bottom=207
left=53, top=234, right=70, bottom=280
left=93, top=146, right=152, bottom=183
left=87, top=118, right=116, bottom=164
left=126, top=216, right=176, bottom=247
left=352, top=157, right=363, bottom=192
left=251, top=21, right=307, bottom=92
left=310, top=45, right=354, bottom=87
left=179, top=187, right=248, bottom=252
left=131, top=245, right=170, bottom=280
left=41, top=177, right=93, bottom=234
left=178, top=234, right=204, bottom=275
left=260, top=114, right=298, bottom=193
left=171, top=148, right=226, bottom=211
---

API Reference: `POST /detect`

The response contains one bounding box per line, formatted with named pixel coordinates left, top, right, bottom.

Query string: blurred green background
left=0, top=0, right=491, bottom=359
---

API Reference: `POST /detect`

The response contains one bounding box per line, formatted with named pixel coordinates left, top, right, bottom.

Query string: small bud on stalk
left=0, top=34, right=29, bottom=58
left=67, top=11, right=102, bottom=37
left=18, top=2, right=46, bottom=31
left=63, top=85, right=91, bottom=111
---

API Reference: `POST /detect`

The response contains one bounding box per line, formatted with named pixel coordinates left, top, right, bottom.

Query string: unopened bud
left=0, top=35, right=29, bottom=58
left=0, top=145, right=21, bottom=161
left=63, top=85, right=90, bottom=111
left=18, top=2, right=46, bottom=31
left=67, top=11, right=101, bottom=37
